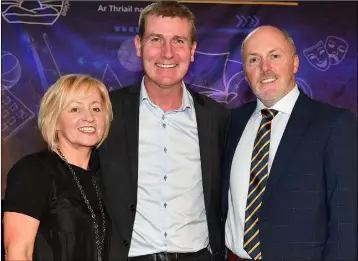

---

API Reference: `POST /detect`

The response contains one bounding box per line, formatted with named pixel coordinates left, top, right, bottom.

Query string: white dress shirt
left=129, top=78, right=209, bottom=256
left=225, top=86, right=300, bottom=259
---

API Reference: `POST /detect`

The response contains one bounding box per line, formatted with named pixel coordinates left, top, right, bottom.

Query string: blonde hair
left=38, top=74, right=113, bottom=151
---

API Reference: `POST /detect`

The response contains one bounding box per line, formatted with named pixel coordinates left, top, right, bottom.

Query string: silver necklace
left=57, top=148, right=106, bottom=261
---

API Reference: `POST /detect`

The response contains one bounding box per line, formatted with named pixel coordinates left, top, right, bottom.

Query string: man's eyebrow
left=144, top=33, right=189, bottom=41
left=247, top=48, right=282, bottom=56
left=145, top=33, right=162, bottom=38
left=268, top=48, right=283, bottom=54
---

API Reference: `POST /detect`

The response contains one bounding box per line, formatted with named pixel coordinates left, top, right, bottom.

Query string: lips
left=260, top=78, right=276, bottom=84
left=259, top=73, right=278, bottom=84
left=156, top=63, right=177, bottom=68
left=78, top=126, right=95, bottom=133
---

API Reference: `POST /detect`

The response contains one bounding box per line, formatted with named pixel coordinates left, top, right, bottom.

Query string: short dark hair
left=138, top=1, right=196, bottom=43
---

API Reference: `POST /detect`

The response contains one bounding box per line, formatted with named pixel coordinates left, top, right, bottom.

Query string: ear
left=190, top=41, right=197, bottom=62
left=293, top=54, right=299, bottom=73
left=134, top=35, right=142, bottom=58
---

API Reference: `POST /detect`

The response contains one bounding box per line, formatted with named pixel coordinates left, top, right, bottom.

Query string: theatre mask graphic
left=303, top=40, right=330, bottom=71
left=325, top=36, right=349, bottom=66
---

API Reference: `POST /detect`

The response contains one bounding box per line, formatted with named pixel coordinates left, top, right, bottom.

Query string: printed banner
left=1, top=1, right=357, bottom=196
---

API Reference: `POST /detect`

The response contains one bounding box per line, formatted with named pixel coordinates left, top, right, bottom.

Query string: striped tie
left=243, top=108, right=278, bottom=260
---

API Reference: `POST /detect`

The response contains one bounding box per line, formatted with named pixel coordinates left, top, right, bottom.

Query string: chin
left=158, top=80, right=182, bottom=88
left=79, top=144, right=97, bottom=149
left=78, top=139, right=100, bottom=148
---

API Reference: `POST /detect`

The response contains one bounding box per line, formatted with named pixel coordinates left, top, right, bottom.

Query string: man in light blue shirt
left=98, top=1, right=231, bottom=261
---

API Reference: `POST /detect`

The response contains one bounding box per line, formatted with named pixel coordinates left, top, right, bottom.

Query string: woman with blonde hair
left=3, top=74, right=113, bottom=261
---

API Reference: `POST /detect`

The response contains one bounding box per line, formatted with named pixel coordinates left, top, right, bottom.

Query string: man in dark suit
left=223, top=25, right=357, bottom=261
left=98, top=2, right=230, bottom=261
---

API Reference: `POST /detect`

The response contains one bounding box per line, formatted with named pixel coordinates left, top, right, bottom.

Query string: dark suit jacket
left=99, top=83, right=230, bottom=261
left=223, top=92, right=357, bottom=261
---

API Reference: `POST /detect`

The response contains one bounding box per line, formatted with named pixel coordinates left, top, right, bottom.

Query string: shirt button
left=164, top=175, right=167, bottom=181
left=164, top=203, right=167, bottom=208
left=162, top=123, right=166, bottom=128
left=164, top=147, right=167, bottom=153
left=162, top=115, right=165, bottom=120
left=164, top=232, right=167, bottom=237
left=129, top=204, right=136, bottom=212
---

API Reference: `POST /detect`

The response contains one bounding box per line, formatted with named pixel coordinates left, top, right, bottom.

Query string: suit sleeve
left=221, top=110, right=234, bottom=219
left=221, top=109, right=231, bottom=158
left=324, top=110, right=357, bottom=261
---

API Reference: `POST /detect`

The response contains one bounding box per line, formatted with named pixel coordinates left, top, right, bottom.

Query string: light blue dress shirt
left=128, top=79, right=209, bottom=256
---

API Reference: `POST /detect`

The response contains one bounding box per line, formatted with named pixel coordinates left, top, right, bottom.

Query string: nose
left=83, top=109, right=95, bottom=122
left=260, top=58, right=271, bottom=72
left=161, top=41, right=174, bottom=60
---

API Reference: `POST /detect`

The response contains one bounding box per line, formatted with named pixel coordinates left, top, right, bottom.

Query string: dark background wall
left=2, top=1, right=357, bottom=197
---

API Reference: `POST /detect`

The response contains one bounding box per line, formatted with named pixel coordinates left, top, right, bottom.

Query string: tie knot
left=261, top=109, right=278, bottom=119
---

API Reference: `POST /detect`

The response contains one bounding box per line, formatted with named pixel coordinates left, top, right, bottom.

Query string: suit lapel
left=123, top=84, right=141, bottom=196
left=191, top=92, right=213, bottom=209
left=263, top=93, right=314, bottom=203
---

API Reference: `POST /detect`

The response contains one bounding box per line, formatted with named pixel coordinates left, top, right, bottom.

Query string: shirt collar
left=254, top=85, right=300, bottom=116
left=140, top=77, right=193, bottom=111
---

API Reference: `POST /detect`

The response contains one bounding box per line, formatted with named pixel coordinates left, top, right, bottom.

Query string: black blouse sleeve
left=3, top=154, right=52, bottom=220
